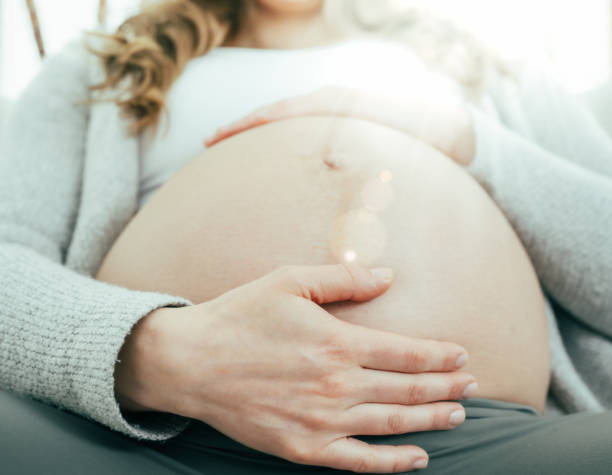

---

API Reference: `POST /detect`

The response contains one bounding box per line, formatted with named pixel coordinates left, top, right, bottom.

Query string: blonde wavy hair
left=89, top=0, right=506, bottom=134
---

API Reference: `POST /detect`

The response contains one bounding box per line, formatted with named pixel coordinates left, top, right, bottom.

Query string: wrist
left=114, top=306, right=179, bottom=413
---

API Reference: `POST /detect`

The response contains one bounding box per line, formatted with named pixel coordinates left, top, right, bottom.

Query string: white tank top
left=138, top=37, right=463, bottom=208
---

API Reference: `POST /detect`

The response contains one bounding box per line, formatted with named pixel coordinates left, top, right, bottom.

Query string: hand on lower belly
left=115, top=263, right=476, bottom=473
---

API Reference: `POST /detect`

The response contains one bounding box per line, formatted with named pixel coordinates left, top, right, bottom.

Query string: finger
left=205, top=114, right=270, bottom=147
left=347, top=324, right=468, bottom=372
left=205, top=88, right=357, bottom=147
left=205, top=94, right=313, bottom=147
left=255, top=87, right=354, bottom=120
left=270, top=263, right=394, bottom=305
left=353, top=369, right=477, bottom=405
left=341, top=401, right=466, bottom=436
left=317, top=436, right=428, bottom=473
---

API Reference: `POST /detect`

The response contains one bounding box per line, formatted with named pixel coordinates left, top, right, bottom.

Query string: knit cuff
left=86, top=287, right=194, bottom=440
left=0, top=244, right=194, bottom=441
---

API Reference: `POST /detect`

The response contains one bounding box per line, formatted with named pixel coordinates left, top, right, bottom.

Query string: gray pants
left=2, top=390, right=611, bottom=475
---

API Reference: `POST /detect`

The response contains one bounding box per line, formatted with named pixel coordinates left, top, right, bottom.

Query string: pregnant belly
left=97, top=116, right=550, bottom=412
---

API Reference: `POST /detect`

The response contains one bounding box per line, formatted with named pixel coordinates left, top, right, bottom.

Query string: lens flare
left=343, top=250, right=357, bottom=262
left=329, top=209, right=387, bottom=266
left=379, top=169, right=393, bottom=183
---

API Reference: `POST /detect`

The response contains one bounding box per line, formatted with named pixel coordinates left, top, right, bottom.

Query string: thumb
left=271, top=263, right=394, bottom=305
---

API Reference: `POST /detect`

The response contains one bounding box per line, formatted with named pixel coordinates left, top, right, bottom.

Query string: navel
left=322, top=146, right=348, bottom=170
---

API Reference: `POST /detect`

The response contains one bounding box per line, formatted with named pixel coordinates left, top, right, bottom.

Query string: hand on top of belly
left=204, top=86, right=476, bottom=166
left=115, top=263, right=477, bottom=473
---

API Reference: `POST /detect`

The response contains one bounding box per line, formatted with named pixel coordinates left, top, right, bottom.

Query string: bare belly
left=97, top=116, right=550, bottom=412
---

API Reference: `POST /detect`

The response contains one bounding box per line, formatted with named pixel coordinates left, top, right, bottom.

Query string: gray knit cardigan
left=1, top=41, right=611, bottom=441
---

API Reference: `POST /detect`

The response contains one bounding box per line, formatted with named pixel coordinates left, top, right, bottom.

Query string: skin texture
left=99, top=117, right=550, bottom=413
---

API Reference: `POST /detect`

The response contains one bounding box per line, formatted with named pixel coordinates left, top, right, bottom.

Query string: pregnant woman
left=2, top=0, right=612, bottom=474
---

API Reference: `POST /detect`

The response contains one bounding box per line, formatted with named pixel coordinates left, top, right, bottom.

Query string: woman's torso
left=98, top=116, right=551, bottom=412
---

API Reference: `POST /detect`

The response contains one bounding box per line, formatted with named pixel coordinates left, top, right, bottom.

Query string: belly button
left=322, top=149, right=348, bottom=169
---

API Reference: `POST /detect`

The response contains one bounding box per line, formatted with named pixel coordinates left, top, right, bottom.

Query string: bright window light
left=401, top=0, right=611, bottom=92
left=0, top=0, right=141, bottom=99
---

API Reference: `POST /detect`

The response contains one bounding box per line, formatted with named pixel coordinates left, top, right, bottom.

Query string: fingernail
left=371, top=267, right=394, bottom=284
left=455, top=353, right=468, bottom=368
left=449, top=410, right=465, bottom=426
left=414, top=459, right=428, bottom=469
left=462, top=382, right=478, bottom=399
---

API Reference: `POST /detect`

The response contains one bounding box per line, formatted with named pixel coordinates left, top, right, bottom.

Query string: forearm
left=0, top=39, right=195, bottom=439
left=0, top=242, right=193, bottom=439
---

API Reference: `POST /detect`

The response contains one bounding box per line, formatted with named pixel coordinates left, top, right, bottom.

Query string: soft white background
left=0, top=0, right=611, bottom=99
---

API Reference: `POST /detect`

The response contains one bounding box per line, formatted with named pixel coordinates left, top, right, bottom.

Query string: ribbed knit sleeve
left=0, top=244, right=193, bottom=439
left=467, top=100, right=612, bottom=337
left=0, top=42, right=193, bottom=440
